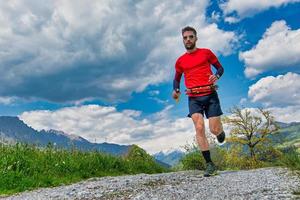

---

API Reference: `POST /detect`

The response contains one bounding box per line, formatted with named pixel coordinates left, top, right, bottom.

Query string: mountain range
left=0, top=116, right=131, bottom=155
left=271, top=121, right=300, bottom=149
left=153, top=150, right=185, bottom=167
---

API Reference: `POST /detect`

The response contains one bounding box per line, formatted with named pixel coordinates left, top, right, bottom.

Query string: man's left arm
left=213, top=61, right=224, bottom=79
left=209, top=61, right=224, bottom=83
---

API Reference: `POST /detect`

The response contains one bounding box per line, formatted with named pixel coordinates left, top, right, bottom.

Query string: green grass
left=278, top=147, right=300, bottom=170
left=0, top=143, right=168, bottom=195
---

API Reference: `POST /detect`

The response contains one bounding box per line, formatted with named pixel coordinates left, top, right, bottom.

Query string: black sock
left=201, top=150, right=212, bottom=163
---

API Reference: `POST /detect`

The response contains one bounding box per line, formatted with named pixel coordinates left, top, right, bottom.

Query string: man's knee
left=209, top=125, right=222, bottom=134
left=195, top=124, right=205, bottom=135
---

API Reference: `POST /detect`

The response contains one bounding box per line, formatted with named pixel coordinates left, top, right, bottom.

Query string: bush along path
left=2, top=167, right=300, bottom=200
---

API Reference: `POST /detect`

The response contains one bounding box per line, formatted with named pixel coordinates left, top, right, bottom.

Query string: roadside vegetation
left=0, top=144, right=168, bottom=195
left=177, top=107, right=300, bottom=171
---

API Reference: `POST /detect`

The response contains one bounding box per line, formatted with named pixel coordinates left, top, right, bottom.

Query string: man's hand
left=172, top=90, right=181, bottom=101
left=209, top=74, right=219, bottom=83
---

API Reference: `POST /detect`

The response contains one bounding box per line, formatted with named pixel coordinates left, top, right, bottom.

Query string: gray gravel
left=1, top=167, right=300, bottom=200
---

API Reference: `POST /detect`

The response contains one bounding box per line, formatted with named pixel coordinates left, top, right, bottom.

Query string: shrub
left=278, top=146, right=300, bottom=170
left=180, top=150, right=205, bottom=170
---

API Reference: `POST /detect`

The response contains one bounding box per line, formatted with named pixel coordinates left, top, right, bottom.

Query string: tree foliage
left=223, top=107, right=279, bottom=160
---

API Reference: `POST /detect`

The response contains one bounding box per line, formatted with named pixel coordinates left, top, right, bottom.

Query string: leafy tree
left=124, top=145, right=166, bottom=173
left=125, top=145, right=154, bottom=163
left=223, top=107, right=279, bottom=160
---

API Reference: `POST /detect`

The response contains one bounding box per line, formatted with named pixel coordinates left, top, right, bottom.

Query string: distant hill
left=153, top=150, right=185, bottom=167
left=154, top=159, right=172, bottom=168
left=0, top=116, right=131, bottom=156
left=271, top=121, right=300, bottom=149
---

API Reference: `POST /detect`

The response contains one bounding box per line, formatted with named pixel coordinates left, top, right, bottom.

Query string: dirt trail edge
left=2, top=167, right=300, bottom=200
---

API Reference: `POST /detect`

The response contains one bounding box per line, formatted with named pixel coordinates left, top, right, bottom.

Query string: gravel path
left=2, top=167, right=300, bottom=200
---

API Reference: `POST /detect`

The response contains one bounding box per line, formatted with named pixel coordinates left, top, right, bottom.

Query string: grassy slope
left=0, top=144, right=168, bottom=195
left=271, top=124, right=300, bottom=151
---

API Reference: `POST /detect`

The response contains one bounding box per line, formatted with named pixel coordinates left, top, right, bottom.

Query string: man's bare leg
left=191, top=113, right=209, bottom=151
left=208, top=116, right=223, bottom=136
left=209, top=116, right=225, bottom=143
left=191, top=113, right=217, bottom=176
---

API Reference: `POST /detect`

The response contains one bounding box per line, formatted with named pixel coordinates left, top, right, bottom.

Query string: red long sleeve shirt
left=174, top=48, right=223, bottom=97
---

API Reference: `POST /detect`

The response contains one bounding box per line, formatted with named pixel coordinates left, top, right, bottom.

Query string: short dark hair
left=181, top=26, right=197, bottom=36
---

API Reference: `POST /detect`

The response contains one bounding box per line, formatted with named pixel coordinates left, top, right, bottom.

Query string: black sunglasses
left=183, top=35, right=195, bottom=40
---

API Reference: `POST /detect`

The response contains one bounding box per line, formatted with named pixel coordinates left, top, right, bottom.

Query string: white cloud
left=0, top=96, right=17, bottom=105
left=148, top=97, right=169, bottom=105
left=246, top=72, right=300, bottom=123
left=220, top=0, right=300, bottom=22
left=268, top=106, right=300, bottom=123
left=210, top=11, right=221, bottom=23
left=18, top=105, right=192, bottom=153
left=147, top=90, right=169, bottom=105
left=196, top=23, right=238, bottom=56
left=239, top=20, right=300, bottom=78
left=230, top=106, right=300, bottom=124
left=239, top=98, right=248, bottom=105
left=224, top=16, right=240, bottom=24
left=248, top=72, right=300, bottom=106
left=148, top=90, right=160, bottom=96
left=0, top=0, right=238, bottom=103
left=19, top=104, right=226, bottom=154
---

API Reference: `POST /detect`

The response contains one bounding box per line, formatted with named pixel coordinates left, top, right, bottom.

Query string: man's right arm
left=172, top=71, right=182, bottom=99
left=173, top=71, right=182, bottom=92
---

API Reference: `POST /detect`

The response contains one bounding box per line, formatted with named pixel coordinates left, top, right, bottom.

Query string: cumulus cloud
left=220, top=0, right=300, bottom=22
left=19, top=104, right=226, bottom=153
left=268, top=106, right=300, bottom=123
left=230, top=106, right=300, bottom=124
left=239, top=20, right=300, bottom=78
left=248, top=72, right=300, bottom=106
left=224, top=16, right=240, bottom=24
left=0, top=96, right=17, bottom=105
left=0, top=0, right=238, bottom=104
left=148, top=90, right=160, bottom=96
left=239, top=98, right=248, bottom=106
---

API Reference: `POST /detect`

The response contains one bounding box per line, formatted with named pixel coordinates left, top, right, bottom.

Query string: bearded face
left=182, top=31, right=197, bottom=50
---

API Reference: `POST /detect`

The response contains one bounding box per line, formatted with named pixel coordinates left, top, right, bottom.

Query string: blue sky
left=0, top=0, right=299, bottom=153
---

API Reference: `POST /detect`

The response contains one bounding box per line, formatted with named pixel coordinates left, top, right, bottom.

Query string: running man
left=172, top=26, right=226, bottom=177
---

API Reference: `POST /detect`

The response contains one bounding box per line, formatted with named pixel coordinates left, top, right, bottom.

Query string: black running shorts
left=188, top=92, right=223, bottom=118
